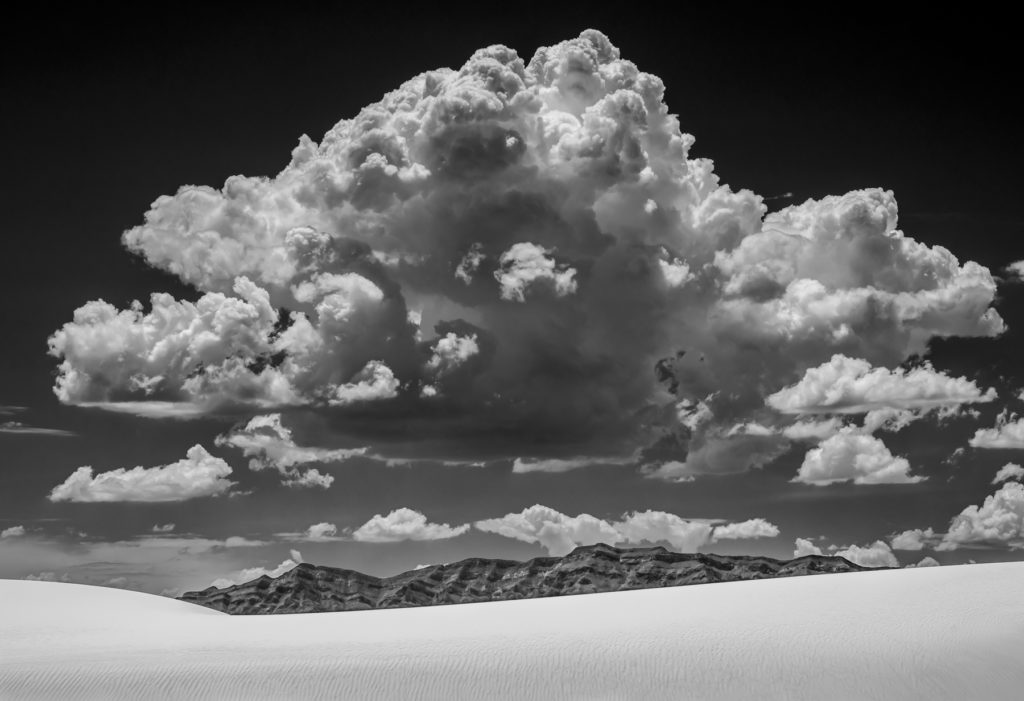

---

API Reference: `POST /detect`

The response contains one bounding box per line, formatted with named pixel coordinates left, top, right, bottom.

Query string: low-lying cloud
left=474, top=504, right=779, bottom=556
left=211, top=551, right=304, bottom=589
left=793, top=538, right=899, bottom=567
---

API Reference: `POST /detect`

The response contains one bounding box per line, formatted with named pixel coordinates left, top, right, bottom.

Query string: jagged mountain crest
left=180, top=543, right=875, bottom=615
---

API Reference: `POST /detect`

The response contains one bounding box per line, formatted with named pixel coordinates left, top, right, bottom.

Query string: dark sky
left=2, top=8, right=1023, bottom=593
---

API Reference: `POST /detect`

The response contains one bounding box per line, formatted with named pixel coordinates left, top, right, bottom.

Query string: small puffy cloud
left=993, top=463, right=1024, bottom=485
left=1, top=525, right=26, bottom=538
left=711, top=518, right=780, bottom=541
left=284, top=469, right=333, bottom=489
left=426, top=333, right=479, bottom=376
left=766, top=354, right=995, bottom=414
left=889, top=527, right=937, bottom=551
left=834, top=540, right=899, bottom=568
left=455, top=244, right=485, bottom=284
left=475, top=505, right=778, bottom=556
left=938, top=481, right=1024, bottom=551
left=642, top=461, right=696, bottom=483
left=352, top=508, right=470, bottom=543
left=211, top=553, right=302, bottom=589
left=615, top=511, right=715, bottom=552
left=793, top=537, right=824, bottom=557
left=222, top=536, right=267, bottom=548
left=494, top=243, right=578, bottom=302
left=969, top=412, right=1024, bottom=449
left=794, top=431, right=922, bottom=485
left=860, top=408, right=920, bottom=435
left=48, top=445, right=235, bottom=503
left=328, top=360, right=400, bottom=406
left=1004, top=260, right=1024, bottom=281
left=216, top=414, right=365, bottom=488
left=0, top=421, right=76, bottom=437
left=304, top=522, right=339, bottom=541
left=475, top=505, right=621, bottom=555
left=905, top=556, right=940, bottom=568
left=676, top=400, right=714, bottom=433
left=151, top=523, right=175, bottom=533
left=658, top=258, right=692, bottom=288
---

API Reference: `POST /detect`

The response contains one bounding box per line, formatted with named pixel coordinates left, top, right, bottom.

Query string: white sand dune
left=2, top=563, right=1023, bottom=700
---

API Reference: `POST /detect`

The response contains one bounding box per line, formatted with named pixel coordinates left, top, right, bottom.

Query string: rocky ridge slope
left=179, top=543, right=875, bottom=614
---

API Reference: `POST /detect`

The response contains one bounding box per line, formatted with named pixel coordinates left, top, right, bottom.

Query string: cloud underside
left=40, top=29, right=1002, bottom=472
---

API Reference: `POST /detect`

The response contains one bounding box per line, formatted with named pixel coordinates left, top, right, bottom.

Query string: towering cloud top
left=48, top=30, right=1003, bottom=468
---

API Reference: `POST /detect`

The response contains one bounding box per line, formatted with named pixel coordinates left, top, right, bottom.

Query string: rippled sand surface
left=2, top=563, right=1023, bottom=700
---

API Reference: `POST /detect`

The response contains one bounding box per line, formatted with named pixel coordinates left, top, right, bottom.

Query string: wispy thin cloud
left=0, top=421, right=76, bottom=437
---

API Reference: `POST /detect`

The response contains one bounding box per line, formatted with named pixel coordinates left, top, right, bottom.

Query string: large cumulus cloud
left=48, top=30, right=1004, bottom=468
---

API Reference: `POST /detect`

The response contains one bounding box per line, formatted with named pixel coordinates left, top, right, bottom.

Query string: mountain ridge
left=179, top=543, right=876, bottom=614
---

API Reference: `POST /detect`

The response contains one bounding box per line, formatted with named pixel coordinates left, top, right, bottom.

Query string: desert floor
left=2, top=563, right=1023, bottom=699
